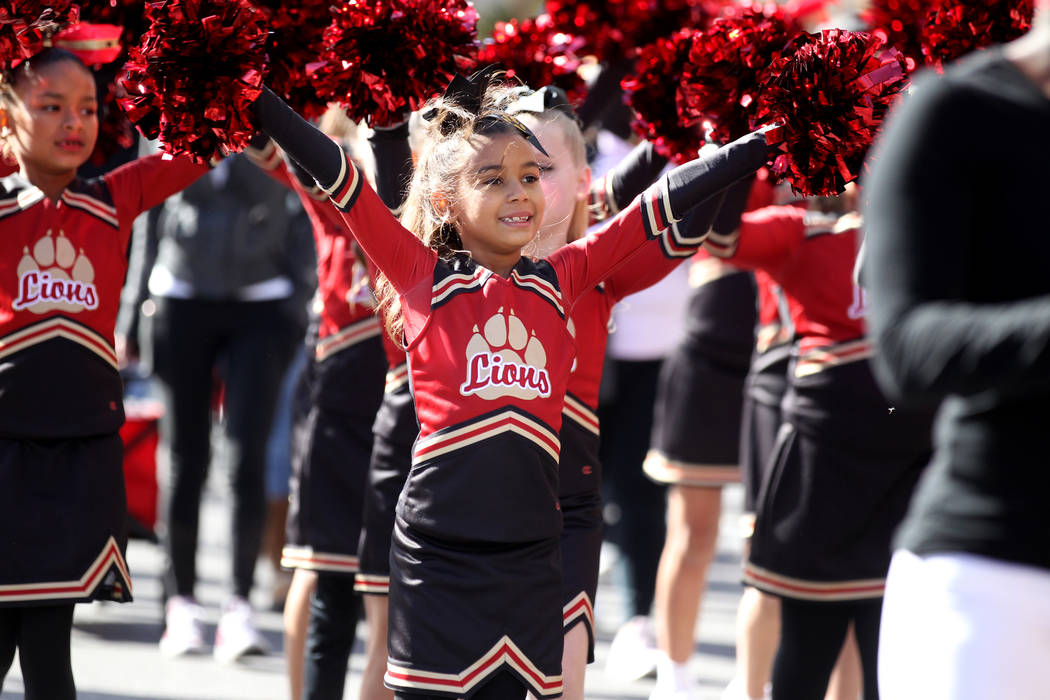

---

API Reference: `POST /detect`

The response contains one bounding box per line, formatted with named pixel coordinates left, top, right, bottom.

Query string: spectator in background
left=864, top=5, right=1050, bottom=699
left=116, top=148, right=316, bottom=663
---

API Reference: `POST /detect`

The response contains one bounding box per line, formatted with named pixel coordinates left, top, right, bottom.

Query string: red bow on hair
left=52, top=22, right=122, bottom=67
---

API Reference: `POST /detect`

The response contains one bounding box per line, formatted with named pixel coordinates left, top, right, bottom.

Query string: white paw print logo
left=459, top=307, right=551, bottom=400
left=13, top=229, right=98, bottom=314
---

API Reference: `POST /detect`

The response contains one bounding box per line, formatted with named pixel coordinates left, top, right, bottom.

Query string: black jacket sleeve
left=864, top=69, right=1050, bottom=403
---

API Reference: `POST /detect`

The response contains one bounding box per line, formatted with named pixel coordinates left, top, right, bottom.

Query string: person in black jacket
left=863, top=7, right=1050, bottom=699
left=116, top=147, right=316, bottom=663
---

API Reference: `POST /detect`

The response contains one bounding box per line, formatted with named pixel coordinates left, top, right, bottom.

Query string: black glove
left=252, top=86, right=344, bottom=191
left=663, top=131, right=768, bottom=221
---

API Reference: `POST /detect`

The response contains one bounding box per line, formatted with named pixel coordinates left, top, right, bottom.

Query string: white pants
left=879, top=549, right=1050, bottom=700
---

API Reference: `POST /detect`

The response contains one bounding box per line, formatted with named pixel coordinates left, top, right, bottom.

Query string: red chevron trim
left=315, top=317, right=383, bottom=361
left=413, top=410, right=560, bottom=464
left=385, top=635, right=563, bottom=696
left=385, top=363, right=409, bottom=393
left=0, top=537, right=131, bottom=603
left=0, top=317, right=116, bottom=369
left=354, top=573, right=390, bottom=595
left=562, top=395, right=599, bottom=436
left=280, top=546, right=360, bottom=573
left=562, top=591, right=594, bottom=630
left=743, top=562, right=885, bottom=601
left=62, top=190, right=118, bottom=227
left=510, top=270, right=564, bottom=317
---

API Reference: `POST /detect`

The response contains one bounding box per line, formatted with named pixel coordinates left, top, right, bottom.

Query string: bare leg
left=655, top=485, right=723, bottom=663
left=737, top=587, right=781, bottom=699
left=824, top=624, right=861, bottom=700
left=284, top=568, right=317, bottom=700
left=360, top=594, right=394, bottom=700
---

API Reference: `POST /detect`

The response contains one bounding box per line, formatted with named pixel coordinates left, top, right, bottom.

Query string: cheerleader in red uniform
left=0, top=48, right=207, bottom=698
left=508, top=86, right=718, bottom=700
left=704, top=181, right=933, bottom=700
left=249, top=69, right=767, bottom=699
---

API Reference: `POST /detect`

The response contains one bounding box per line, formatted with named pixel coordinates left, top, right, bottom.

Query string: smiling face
left=449, top=131, right=546, bottom=273
left=1, top=57, right=98, bottom=180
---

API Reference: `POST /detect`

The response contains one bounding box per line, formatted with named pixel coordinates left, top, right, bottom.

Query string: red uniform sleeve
left=105, top=152, right=209, bottom=241
left=703, top=205, right=806, bottom=274
left=323, top=150, right=435, bottom=295
left=551, top=180, right=708, bottom=309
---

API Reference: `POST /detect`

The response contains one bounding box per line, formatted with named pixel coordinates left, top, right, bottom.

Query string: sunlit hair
left=0, top=48, right=92, bottom=163
left=373, top=76, right=529, bottom=342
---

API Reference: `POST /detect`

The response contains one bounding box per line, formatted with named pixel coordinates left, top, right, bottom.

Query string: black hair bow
left=422, top=65, right=549, bottom=157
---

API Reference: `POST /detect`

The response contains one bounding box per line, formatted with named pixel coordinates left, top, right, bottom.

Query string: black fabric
left=598, top=358, right=666, bottom=617
left=369, top=121, right=413, bottom=210
left=711, top=174, right=758, bottom=236
left=304, top=574, right=363, bottom=700
left=749, top=359, right=932, bottom=589
left=605, top=140, right=669, bottom=210
left=772, top=598, right=881, bottom=700
left=357, top=382, right=418, bottom=582
left=0, top=605, right=76, bottom=700
left=649, top=344, right=750, bottom=470
left=864, top=49, right=1050, bottom=571
left=663, top=131, right=767, bottom=219
left=740, top=345, right=792, bottom=514
left=678, top=268, right=757, bottom=368
left=253, top=87, right=346, bottom=191
left=286, top=345, right=383, bottom=560
left=151, top=296, right=300, bottom=599
left=394, top=671, right=528, bottom=700
left=0, top=434, right=131, bottom=605
left=387, top=519, right=562, bottom=699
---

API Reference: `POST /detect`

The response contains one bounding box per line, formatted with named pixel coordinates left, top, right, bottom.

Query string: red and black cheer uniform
left=705, top=200, right=934, bottom=697
left=254, top=87, right=766, bottom=698
left=705, top=204, right=932, bottom=600
left=642, top=250, right=756, bottom=486
left=738, top=270, right=793, bottom=532
left=246, top=140, right=387, bottom=578
left=0, top=154, right=206, bottom=606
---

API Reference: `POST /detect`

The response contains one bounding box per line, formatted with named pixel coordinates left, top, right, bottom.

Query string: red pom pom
left=253, top=0, right=333, bottom=121
left=920, top=0, right=1034, bottom=69
left=623, top=29, right=704, bottom=164
left=752, top=29, right=909, bottom=197
left=477, top=15, right=588, bottom=105
left=310, top=0, right=479, bottom=128
left=0, top=1, right=79, bottom=72
left=862, top=0, right=931, bottom=72
left=118, top=0, right=268, bottom=164
left=678, top=5, right=797, bottom=144
left=544, top=0, right=715, bottom=62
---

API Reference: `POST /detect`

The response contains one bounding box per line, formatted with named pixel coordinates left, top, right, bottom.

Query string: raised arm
left=106, top=151, right=209, bottom=235
left=589, top=140, right=669, bottom=225
left=702, top=177, right=806, bottom=273
left=252, top=87, right=434, bottom=294
left=552, top=130, right=768, bottom=305
left=864, top=71, right=1050, bottom=403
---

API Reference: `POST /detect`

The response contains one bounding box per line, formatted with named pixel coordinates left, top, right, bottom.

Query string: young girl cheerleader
left=247, top=111, right=412, bottom=700
left=509, top=85, right=721, bottom=700
left=248, top=69, right=768, bottom=699
left=0, top=48, right=207, bottom=698
left=704, top=181, right=934, bottom=700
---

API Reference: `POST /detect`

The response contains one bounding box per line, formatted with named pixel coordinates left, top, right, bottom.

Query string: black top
left=864, top=48, right=1050, bottom=571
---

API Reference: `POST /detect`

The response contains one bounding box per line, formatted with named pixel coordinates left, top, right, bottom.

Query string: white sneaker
left=213, top=597, right=269, bottom=664
left=721, top=677, right=772, bottom=700
left=605, top=615, right=659, bottom=681
left=159, top=595, right=207, bottom=657
left=649, top=685, right=696, bottom=700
